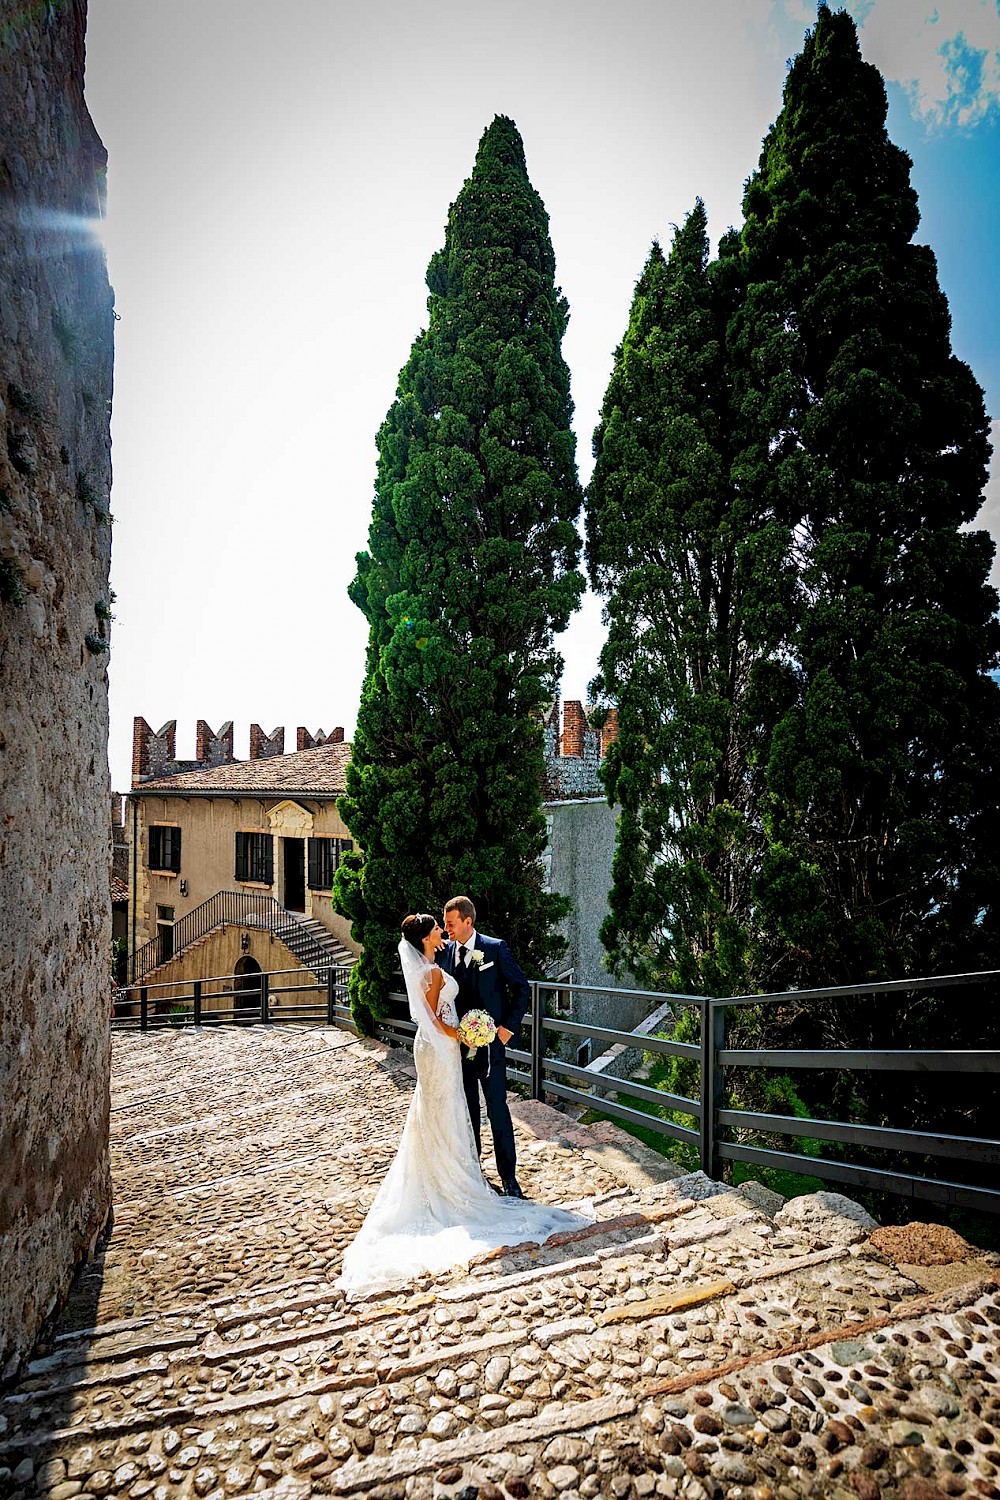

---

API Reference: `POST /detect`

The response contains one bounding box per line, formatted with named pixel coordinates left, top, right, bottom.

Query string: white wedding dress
left=337, top=940, right=589, bottom=1297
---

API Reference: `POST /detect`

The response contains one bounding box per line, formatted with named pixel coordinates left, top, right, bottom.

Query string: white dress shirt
left=455, top=929, right=478, bottom=966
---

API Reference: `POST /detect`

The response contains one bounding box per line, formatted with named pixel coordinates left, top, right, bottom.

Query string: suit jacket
left=438, top=932, right=530, bottom=1040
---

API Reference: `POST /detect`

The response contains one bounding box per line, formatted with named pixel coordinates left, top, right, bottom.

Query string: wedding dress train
left=337, top=942, right=588, bottom=1297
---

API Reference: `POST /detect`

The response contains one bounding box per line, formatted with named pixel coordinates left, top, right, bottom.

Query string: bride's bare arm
left=424, top=967, right=459, bottom=1039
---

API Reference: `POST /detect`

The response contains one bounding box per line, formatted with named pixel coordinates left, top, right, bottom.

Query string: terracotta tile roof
left=132, top=742, right=351, bottom=796
left=111, top=875, right=129, bottom=903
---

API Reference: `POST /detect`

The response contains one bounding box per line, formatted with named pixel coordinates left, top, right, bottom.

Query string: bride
left=338, top=912, right=589, bottom=1296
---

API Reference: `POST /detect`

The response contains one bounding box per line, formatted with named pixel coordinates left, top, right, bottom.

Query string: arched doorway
left=234, top=955, right=262, bottom=1020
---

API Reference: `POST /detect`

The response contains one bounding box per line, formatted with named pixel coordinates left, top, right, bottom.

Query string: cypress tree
left=587, top=202, right=786, bottom=996
left=336, top=117, right=583, bottom=1031
left=722, top=5, right=1000, bottom=992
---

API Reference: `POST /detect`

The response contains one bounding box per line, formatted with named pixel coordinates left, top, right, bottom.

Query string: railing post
left=327, top=967, right=337, bottom=1026
left=530, top=981, right=544, bottom=1101
left=193, top=980, right=202, bottom=1028
left=700, top=999, right=725, bottom=1181
left=260, top=972, right=270, bottom=1025
left=139, top=987, right=148, bottom=1032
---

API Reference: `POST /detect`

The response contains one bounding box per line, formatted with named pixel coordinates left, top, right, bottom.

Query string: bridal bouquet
left=457, top=1008, right=496, bottom=1060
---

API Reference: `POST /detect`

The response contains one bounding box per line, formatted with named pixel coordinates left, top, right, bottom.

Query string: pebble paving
left=1, top=1024, right=999, bottom=1500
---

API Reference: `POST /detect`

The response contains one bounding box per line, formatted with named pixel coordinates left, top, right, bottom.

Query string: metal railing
left=525, top=969, right=1000, bottom=1218
left=128, top=890, right=332, bottom=984
left=110, top=964, right=1000, bottom=1216
left=112, top=963, right=352, bottom=1028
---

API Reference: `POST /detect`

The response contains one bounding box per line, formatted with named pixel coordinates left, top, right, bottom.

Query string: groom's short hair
left=444, top=895, right=476, bottom=921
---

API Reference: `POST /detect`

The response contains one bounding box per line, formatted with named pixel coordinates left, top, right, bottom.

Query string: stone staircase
left=271, top=916, right=355, bottom=979
left=1, top=1026, right=998, bottom=1500
left=134, top=913, right=355, bottom=992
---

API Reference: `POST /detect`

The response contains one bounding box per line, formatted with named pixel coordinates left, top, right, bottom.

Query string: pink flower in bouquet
left=457, top=1007, right=496, bottom=1059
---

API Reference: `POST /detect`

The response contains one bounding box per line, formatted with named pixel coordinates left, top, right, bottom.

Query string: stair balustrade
left=128, top=890, right=350, bottom=983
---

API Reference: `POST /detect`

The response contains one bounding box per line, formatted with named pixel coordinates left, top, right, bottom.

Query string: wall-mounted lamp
left=179, top=879, right=188, bottom=896
left=241, top=932, right=251, bottom=954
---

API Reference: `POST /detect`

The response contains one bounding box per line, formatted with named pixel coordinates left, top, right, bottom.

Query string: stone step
left=0, top=1182, right=917, bottom=1462
left=321, top=1279, right=1000, bottom=1498
left=3, top=1025, right=997, bottom=1500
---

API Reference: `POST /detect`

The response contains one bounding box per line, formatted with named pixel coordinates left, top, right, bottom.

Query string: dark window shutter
left=235, top=832, right=247, bottom=881
left=307, top=839, right=320, bottom=890
left=263, top=835, right=273, bottom=885
left=170, top=828, right=181, bottom=873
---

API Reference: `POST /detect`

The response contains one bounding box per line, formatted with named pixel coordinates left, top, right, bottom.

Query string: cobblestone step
left=1, top=1025, right=997, bottom=1500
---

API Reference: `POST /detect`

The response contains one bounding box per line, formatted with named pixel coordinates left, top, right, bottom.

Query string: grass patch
left=730, top=1160, right=826, bottom=1200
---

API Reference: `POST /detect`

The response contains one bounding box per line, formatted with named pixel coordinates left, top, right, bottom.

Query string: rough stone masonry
left=0, top=0, right=115, bottom=1375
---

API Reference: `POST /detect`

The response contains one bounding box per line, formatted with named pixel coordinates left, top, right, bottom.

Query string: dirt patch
left=895, top=1258, right=999, bottom=1295
left=869, top=1221, right=976, bottom=1266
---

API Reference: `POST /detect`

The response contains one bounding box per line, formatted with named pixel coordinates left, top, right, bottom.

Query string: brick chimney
left=132, top=717, right=175, bottom=785
left=601, top=708, right=619, bottom=755
left=196, top=720, right=234, bottom=767
left=250, top=724, right=285, bottom=760
left=561, top=700, right=586, bottom=758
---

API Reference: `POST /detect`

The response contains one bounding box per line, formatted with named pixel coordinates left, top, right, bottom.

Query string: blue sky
left=894, top=99, right=1000, bottom=413
left=82, top=0, right=1000, bottom=788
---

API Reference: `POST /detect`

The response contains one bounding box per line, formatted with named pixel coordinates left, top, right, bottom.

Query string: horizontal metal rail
left=719, top=1048, right=1000, bottom=1071
left=535, top=978, right=707, bottom=1007
left=722, top=969, right=1000, bottom=1007
left=539, top=1078, right=700, bottom=1147
left=718, top=1109, right=1000, bottom=1165
left=718, top=1142, right=1000, bottom=1216
left=542, top=1053, right=701, bottom=1118
left=540, top=1014, right=700, bottom=1060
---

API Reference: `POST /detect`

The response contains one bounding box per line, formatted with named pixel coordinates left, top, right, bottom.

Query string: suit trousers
left=462, top=1035, right=517, bottom=1185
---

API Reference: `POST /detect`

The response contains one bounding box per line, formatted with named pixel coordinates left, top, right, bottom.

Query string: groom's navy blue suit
left=438, top=933, right=529, bottom=1189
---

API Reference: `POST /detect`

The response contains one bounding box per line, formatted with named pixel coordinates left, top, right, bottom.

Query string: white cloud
left=847, top=0, right=1000, bottom=129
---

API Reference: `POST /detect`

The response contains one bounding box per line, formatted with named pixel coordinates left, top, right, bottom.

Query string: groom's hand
left=497, top=1025, right=512, bottom=1045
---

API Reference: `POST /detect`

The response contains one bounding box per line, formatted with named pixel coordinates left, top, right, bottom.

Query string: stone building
left=540, top=700, right=649, bottom=1064
left=0, top=1, right=115, bottom=1375
left=123, top=705, right=644, bottom=1044
left=125, top=719, right=357, bottom=1007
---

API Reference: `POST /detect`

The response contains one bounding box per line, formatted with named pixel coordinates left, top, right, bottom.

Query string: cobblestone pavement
left=2, top=1025, right=1000, bottom=1500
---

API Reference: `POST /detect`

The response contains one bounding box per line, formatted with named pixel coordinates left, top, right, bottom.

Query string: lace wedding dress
left=337, top=939, right=588, bottom=1297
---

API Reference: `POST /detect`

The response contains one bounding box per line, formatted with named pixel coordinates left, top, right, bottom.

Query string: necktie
left=456, top=944, right=467, bottom=970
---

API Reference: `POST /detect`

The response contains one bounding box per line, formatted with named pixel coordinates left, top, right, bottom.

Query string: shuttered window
left=307, top=837, right=354, bottom=890
left=148, top=825, right=181, bottom=873
left=235, top=831, right=273, bottom=884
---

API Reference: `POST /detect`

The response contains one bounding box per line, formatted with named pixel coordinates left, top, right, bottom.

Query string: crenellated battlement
left=542, top=698, right=618, bottom=800
left=131, top=718, right=346, bottom=785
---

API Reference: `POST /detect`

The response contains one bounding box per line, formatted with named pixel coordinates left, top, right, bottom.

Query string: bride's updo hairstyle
left=401, top=913, right=435, bottom=952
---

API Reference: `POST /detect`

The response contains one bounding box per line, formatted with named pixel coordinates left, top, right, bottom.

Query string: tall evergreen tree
left=721, top=5, right=1000, bottom=992
left=587, top=202, right=788, bottom=996
left=336, top=117, right=583, bottom=1031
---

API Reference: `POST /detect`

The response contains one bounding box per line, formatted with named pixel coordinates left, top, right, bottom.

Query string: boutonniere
left=470, top=949, right=486, bottom=967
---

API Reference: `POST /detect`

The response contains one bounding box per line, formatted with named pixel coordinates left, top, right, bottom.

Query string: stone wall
left=544, top=797, right=652, bottom=1054
left=119, top=926, right=313, bottom=1012
left=0, top=1, right=114, bottom=1376
left=542, top=699, right=618, bottom=801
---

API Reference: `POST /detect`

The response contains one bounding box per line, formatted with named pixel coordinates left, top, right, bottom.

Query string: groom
left=440, top=895, right=529, bottom=1198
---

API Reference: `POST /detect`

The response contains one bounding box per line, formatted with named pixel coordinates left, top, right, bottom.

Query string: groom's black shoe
left=503, top=1179, right=525, bottom=1199
left=488, top=1179, right=504, bottom=1195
